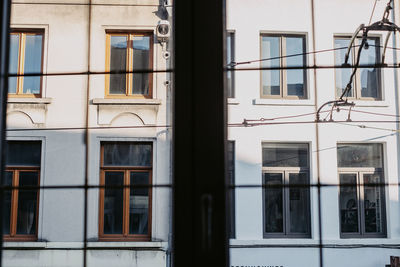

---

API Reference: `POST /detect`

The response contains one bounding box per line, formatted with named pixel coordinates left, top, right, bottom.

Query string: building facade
left=227, top=0, right=400, bottom=266
left=4, top=1, right=172, bottom=266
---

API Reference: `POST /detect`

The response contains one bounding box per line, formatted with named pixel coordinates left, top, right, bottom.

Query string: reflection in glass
left=132, top=36, right=150, bottom=95
left=360, top=38, right=379, bottom=98
left=289, top=173, right=309, bottom=233
left=8, top=34, right=19, bottom=94
left=3, top=171, right=13, bottom=235
left=103, top=142, right=152, bottom=167
left=263, top=143, right=308, bottom=167
left=337, top=144, right=382, bottom=168
left=364, top=173, right=385, bottom=233
left=6, top=141, right=41, bottom=166
left=339, top=174, right=359, bottom=233
left=110, top=36, right=127, bottom=94
left=104, top=172, right=124, bottom=234
left=335, top=38, right=353, bottom=97
left=264, top=173, right=283, bottom=233
left=23, top=34, right=43, bottom=94
left=227, top=32, right=235, bottom=98
left=129, top=172, right=149, bottom=235
left=16, top=172, right=38, bottom=235
left=261, top=36, right=280, bottom=96
left=286, top=37, right=305, bottom=96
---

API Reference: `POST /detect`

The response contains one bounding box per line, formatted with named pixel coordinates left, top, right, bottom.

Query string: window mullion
left=284, top=171, right=289, bottom=235
left=127, top=34, right=133, bottom=96
left=123, top=170, right=130, bottom=236
left=281, top=37, right=287, bottom=98
left=353, top=43, right=361, bottom=99
left=358, top=172, right=365, bottom=235
left=10, top=171, right=19, bottom=236
left=17, top=33, right=25, bottom=95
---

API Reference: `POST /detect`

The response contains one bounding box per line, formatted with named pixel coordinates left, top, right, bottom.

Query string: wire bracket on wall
left=316, top=0, right=398, bottom=122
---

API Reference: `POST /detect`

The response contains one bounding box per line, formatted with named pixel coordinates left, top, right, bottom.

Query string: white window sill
left=7, top=98, right=52, bottom=104
left=253, top=98, right=315, bottom=106
left=3, top=241, right=168, bottom=249
left=92, top=98, right=161, bottom=105
left=229, top=239, right=400, bottom=247
left=228, top=98, right=240, bottom=105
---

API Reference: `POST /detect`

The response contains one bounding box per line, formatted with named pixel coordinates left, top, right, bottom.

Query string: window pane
left=334, top=38, right=354, bottom=97
left=132, top=36, right=150, bottom=95
left=363, top=173, right=385, bottom=234
left=8, top=34, right=19, bottom=94
left=103, top=172, right=124, bottom=235
left=286, top=37, right=305, bottom=96
left=227, top=141, right=235, bottom=238
left=3, top=171, right=13, bottom=235
left=261, top=36, right=280, bottom=96
left=360, top=38, right=379, bottom=98
left=339, top=173, right=359, bottom=233
left=289, top=173, right=309, bottom=234
left=6, top=141, right=41, bottom=166
left=264, top=173, right=284, bottom=233
left=337, top=144, right=382, bottom=168
left=263, top=143, right=308, bottom=167
left=227, top=32, right=235, bottom=98
left=16, top=171, right=38, bottom=235
left=103, top=142, right=152, bottom=166
left=23, top=34, right=42, bottom=94
left=109, top=35, right=127, bottom=94
left=129, top=172, right=149, bottom=235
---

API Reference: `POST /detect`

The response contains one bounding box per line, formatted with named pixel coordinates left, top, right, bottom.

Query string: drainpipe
left=310, top=0, right=324, bottom=266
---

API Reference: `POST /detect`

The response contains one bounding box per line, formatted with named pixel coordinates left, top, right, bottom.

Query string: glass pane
left=109, top=35, right=127, bottom=94
left=8, top=34, right=19, bottom=94
left=227, top=32, right=235, bottom=98
left=360, top=38, right=379, bottom=98
left=16, top=171, right=39, bottom=235
left=23, top=34, right=43, bottom=94
left=103, top=172, right=124, bottom=235
left=227, top=141, right=235, bottom=238
left=337, top=143, right=383, bottom=168
left=286, top=37, right=305, bottom=96
left=132, top=36, right=150, bottom=95
left=103, top=142, right=152, bottom=167
left=289, top=173, right=309, bottom=234
left=129, top=172, right=150, bottom=235
left=3, top=171, right=13, bottom=235
left=335, top=38, right=354, bottom=97
left=363, top=173, right=385, bottom=234
left=339, top=173, right=359, bottom=233
left=261, top=36, right=280, bottom=96
left=263, top=143, right=308, bottom=167
left=264, top=173, right=284, bottom=233
left=6, top=141, right=41, bottom=166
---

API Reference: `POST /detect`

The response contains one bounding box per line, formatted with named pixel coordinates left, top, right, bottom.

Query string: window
left=226, top=31, right=235, bottom=98
left=262, top=143, right=310, bottom=238
left=3, top=141, right=41, bottom=241
left=99, top=142, right=152, bottom=240
left=337, top=143, right=386, bottom=238
left=260, top=34, right=307, bottom=99
left=334, top=37, right=381, bottom=100
left=9, top=30, right=44, bottom=97
left=105, top=32, right=153, bottom=98
left=227, top=141, right=235, bottom=238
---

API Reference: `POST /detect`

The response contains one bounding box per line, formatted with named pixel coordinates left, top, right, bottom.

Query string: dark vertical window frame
left=226, top=31, right=235, bottom=98
left=174, top=0, right=227, bottom=267
left=0, top=0, right=12, bottom=263
left=227, top=140, right=235, bottom=239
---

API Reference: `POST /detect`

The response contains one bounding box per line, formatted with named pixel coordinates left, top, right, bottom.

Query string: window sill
left=253, top=98, right=314, bottom=106
left=92, top=98, right=161, bottom=105
left=7, top=97, right=52, bottom=104
left=3, top=241, right=168, bottom=250
left=228, top=98, right=240, bottom=105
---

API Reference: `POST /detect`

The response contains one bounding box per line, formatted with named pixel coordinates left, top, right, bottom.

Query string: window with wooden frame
left=9, top=30, right=44, bottom=97
left=334, top=36, right=381, bottom=100
left=99, top=142, right=152, bottom=241
left=337, top=143, right=386, bottom=238
left=3, top=141, right=41, bottom=241
left=105, top=32, right=153, bottom=98
left=262, top=143, right=311, bottom=238
left=260, top=34, right=307, bottom=99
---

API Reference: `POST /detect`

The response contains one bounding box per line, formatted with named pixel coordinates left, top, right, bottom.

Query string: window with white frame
left=260, top=34, right=307, bottom=99
left=337, top=143, right=386, bottom=238
left=262, top=143, right=311, bottom=238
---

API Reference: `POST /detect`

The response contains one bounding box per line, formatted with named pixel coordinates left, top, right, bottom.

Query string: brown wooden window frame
left=98, top=143, right=153, bottom=241
left=105, top=31, right=154, bottom=99
left=3, top=167, right=40, bottom=241
left=9, top=30, right=44, bottom=98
